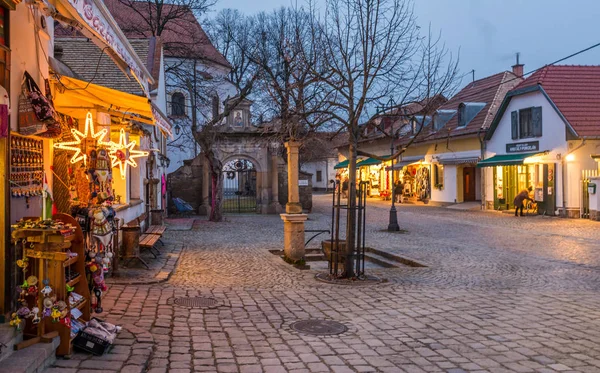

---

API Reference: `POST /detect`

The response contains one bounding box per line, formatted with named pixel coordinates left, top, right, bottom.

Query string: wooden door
left=463, top=167, right=476, bottom=201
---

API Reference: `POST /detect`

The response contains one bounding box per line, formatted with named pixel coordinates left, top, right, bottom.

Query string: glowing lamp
left=53, top=112, right=109, bottom=165
left=565, top=153, right=575, bottom=162
left=109, top=128, right=149, bottom=179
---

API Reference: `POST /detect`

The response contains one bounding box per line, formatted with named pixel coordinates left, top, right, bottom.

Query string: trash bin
left=150, top=209, right=164, bottom=226
left=121, top=226, right=140, bottom=259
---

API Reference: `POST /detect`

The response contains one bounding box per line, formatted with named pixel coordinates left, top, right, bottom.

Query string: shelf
left=71, top=299, right=87, bottom=311
left=63, top=256, right=79, bottom=267
left=66, top=275, right=81, bottom=287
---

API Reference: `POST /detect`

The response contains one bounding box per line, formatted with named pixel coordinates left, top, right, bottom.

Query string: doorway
left=463, top=167, right=476, bottom=201
left=222, top=159, right=257, bottom=213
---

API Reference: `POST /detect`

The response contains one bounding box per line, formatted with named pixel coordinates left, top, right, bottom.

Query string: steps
left=365, top=247, right=427, bottom=268
left=0, top=325, right=60, bottom=373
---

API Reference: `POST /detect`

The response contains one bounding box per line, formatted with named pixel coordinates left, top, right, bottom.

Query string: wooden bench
left=136, top=213, right=161, bottom=258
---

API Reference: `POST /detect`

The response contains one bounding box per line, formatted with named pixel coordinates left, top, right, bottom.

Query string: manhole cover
left=290, top=320, right=348, bottom=336
left=173, top=297, right=219, bottom=308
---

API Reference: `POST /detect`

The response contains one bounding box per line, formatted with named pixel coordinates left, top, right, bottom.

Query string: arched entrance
left=222, top=159, right=257, bottom=213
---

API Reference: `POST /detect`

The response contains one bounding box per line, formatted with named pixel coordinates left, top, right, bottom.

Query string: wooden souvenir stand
left=11, top=214, right=90, bottom=356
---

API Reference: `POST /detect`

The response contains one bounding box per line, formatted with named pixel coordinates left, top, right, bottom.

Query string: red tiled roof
left=396, top=71, right=522, bottom=145
left=511, top=65, right=600, bottom=137
left=56, top=0, right=231, bottom=68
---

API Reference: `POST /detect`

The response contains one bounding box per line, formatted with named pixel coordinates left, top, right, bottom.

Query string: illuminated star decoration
left=53, top=112, right=109, bottom=165
left=109, top=128, right=149, bottom=179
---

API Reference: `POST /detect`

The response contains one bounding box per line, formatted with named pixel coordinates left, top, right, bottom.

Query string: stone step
left=363, top=252, right=399, bottom=268
left=305, top=253, right=325, bottom=262
left=365, top=247, right=426, bottom=267
left=0, top=324, right=22, bottom=363
left=0, top=336, right=60, bottom=373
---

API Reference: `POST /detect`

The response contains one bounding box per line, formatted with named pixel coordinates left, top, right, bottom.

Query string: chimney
left=512, top=52, right=524, bottom=77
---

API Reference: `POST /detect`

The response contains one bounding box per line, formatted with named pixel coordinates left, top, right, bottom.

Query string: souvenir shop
left=2, top=0, right=171, bottom=356
left=357, top=158, right=392, bottom=197
left=392, top=157, right=431, bottom=201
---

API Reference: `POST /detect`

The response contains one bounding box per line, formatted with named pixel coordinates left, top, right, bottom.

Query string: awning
left=438, top=156, right=480, bottom=165
left=357, top=157, right=384, bottom=167
left=477, top=152, right=544, bottom=167
left=334, top=160, right=349, bottom=169
left=54, top=76, right=173, bottom=138
left=48, top=0, right=153, bottom=95
left=387, top=157, right=424, bottom=170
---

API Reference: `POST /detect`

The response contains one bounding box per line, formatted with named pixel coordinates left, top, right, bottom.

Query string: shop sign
left=152, top=106, right=173, bottom=139
left=506, top=141, right=539, bottom=153
left=67, top=0, right=149, bottom=91
left=298, top=180, right=309, bottom=186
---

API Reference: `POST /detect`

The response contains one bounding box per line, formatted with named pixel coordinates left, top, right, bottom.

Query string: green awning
left=477, top=152, right=543, bottom=167
left=334, top=160, right=350, bottom=169
left=357, top=157, right=382, bottom=167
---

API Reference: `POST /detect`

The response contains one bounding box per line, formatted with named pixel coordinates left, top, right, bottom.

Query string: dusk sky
left=212, top=0, right=600, bottom=88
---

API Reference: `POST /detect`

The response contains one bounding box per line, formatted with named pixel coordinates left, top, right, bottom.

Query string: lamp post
left=376, top=98, right=400, bottom=232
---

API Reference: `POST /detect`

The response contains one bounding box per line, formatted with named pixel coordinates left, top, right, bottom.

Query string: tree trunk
left=344, top=140, right=358, bottom=278
left=205, top=151, right=224, bottom=222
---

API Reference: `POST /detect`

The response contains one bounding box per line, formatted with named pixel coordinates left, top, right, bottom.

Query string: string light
left=109, top=128, right=149, bottom=179
left=53, top=112, right=109, bottom=165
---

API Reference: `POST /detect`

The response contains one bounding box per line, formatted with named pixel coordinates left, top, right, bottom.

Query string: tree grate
left=173, top=297, right=219, bottom=308
left=290, top=320, right=348, bottom=336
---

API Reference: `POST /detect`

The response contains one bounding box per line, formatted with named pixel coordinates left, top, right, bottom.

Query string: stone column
left=285, top=141, right=302, bottom=214
left=280, top=141, right=307, bottom=262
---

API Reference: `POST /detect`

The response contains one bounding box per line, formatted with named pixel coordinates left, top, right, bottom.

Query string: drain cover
left=290, top=320, right=348, bottom=336
left=173, top=297, right=219, bottom=308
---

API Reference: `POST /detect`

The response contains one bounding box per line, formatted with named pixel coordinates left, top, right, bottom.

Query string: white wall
left=430, top=164, right=457, bottom=203
left=484, top=90, right=570, bottom=211
left=301, top=158, right=337, bottom=190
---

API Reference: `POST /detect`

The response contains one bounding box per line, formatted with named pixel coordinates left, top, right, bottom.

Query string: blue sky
left=211, top=0, right=600, bottom=87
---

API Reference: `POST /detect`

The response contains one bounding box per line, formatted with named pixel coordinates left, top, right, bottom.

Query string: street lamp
left=174, top=124, right=181, bottom=136
left=376, top=98, right=400, bottom=232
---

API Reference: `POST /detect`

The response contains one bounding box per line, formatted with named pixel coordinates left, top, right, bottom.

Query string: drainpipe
left=561, top=139, right=586, bottom=217
left=477, top=127, right=486, bottom=210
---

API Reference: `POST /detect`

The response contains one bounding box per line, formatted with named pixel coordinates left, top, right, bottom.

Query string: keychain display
left=10, top=134, right=44, bottom=198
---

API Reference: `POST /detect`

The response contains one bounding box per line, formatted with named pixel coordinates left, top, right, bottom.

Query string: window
left=171, top=92, right=186, bottom=116
left=434, top=164, right=444, bottom=188
left=316, top=170, right=322, bottom=182
left=511, top=107, right=542, bottom=139
left=519, top=108, right=533, bottom=138
left=457, top=103, right=466, bottom=127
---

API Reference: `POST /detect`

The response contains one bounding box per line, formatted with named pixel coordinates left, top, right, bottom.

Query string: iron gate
left=222, top=159, right=257, bottom=213
left=582, top=169, right=598, bottom=218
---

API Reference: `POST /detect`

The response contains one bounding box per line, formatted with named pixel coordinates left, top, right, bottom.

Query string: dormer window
left=457, top=103, right=466, bottom=127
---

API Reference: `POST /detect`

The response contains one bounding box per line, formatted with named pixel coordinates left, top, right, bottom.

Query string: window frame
left=170, top=92, right=186, bottom=117
left=316, top=170, right=322, bottom=182
left=519, top=107, right=534, bottom=139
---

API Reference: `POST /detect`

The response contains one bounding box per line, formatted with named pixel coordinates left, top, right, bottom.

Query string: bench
left=136, top=213, right=161, bottom=258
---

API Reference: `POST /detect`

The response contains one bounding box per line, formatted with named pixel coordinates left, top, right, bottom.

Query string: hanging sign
left=65, top=0, right=150, bottom=92
left=151, top=105, right=173, bottom=139
left=506, top=141, right=539, bottom=153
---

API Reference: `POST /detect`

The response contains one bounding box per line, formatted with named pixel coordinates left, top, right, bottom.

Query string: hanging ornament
left=9, top=313, right=22, bottom=331
left=53, top=112, right=109, bottom=165
left=30, top=307, right=41, bottom=324
left=108, top=128, right=149, bottom=180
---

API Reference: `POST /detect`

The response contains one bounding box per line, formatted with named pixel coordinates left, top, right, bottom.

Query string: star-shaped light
left=53, top=112, right=109, bottom=165
left=109, top=128, right=149, bottom=179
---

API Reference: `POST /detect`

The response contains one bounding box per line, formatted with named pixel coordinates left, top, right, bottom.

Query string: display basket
left=72, top=318, right=113, bottom=356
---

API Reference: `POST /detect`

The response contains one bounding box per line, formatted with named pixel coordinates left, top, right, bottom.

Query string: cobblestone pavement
left=46, top=194, right=600, bottom=373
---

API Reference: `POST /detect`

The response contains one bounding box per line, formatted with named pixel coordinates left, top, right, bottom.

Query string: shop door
left=463, top=167, right=476, bottom=201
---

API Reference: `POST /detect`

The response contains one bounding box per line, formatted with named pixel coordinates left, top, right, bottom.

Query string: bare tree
left=311, top=0, right=460, bottom=277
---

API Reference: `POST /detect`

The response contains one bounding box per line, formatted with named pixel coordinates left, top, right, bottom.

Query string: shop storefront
left=478, top=152, right=556, bottom=214
left=390, top=156, right=430, bottom=201
left=357, top=157, right=392, bottom=197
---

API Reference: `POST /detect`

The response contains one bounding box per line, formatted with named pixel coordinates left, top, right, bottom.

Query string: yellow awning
left=53, top=76, right=173, bottom=138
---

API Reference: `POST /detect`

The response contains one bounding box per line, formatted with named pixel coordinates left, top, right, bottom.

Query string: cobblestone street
left=47, top=194, right=600, bottom=373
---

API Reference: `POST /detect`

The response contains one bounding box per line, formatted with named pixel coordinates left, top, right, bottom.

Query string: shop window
left=171, top=92, right=186, bottom=117
left=316, top=170, right=322, bottom=182
left=511, top=107, right=542, bottom=139
left=434, top=164, right=444, bottom=189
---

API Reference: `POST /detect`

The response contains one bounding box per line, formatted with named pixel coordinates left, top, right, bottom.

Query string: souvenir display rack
left=10, top=134, right=44, bottom=198
left=11, top=214, right=90, bottom=356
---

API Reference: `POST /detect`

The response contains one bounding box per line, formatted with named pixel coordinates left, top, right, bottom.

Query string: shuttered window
left=511, top=107, right=542, bottom=139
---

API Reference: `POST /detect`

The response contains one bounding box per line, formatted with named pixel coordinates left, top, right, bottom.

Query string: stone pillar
left=198, top=158, right=211, bottom=216
left=281, top=141, right=307, bottom=262
left=269, top=153, right=282, bottom=213
left=285, top=141, right=302, bottom=214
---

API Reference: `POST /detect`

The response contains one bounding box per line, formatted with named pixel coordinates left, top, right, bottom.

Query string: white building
left=481, top=65, right=600, bottom=218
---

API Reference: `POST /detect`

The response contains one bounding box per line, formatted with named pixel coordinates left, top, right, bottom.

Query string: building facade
left=481, top=65, right=600, bottom=218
